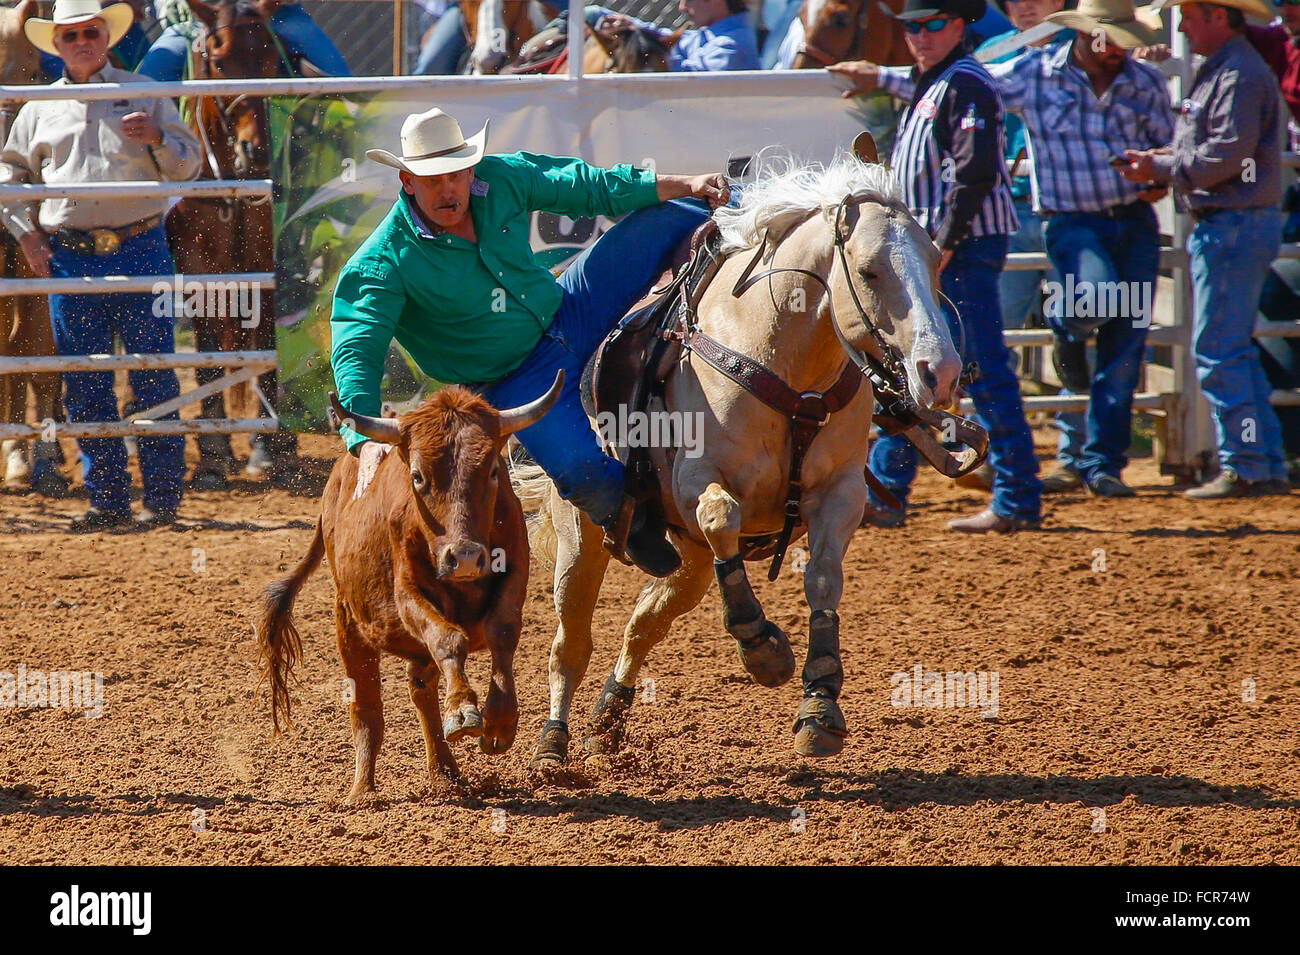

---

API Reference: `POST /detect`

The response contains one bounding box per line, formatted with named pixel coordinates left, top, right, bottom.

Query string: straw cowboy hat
left=1148, top=0, right=1276, bottom=24
left=1045, top=0, right=1164, bottom=50
left=23, top=0, right=134, bottom=57
left=365, top=108, right=490, bottom=178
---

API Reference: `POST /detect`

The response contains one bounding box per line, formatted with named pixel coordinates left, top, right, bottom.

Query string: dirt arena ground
left=1, top=427, right=1297, bottom=866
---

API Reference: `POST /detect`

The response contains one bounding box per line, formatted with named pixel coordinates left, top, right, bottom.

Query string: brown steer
left=257, top=370, right=563, bottom=802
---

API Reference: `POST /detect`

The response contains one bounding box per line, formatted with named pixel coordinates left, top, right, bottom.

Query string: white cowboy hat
left=365, top=108, right=490, bottom=178
left=1148, top=0, right=1276, bottom=24
left=1045, top=0, right=1164, bottom=50
left=23, top=0, right=134, bottom=57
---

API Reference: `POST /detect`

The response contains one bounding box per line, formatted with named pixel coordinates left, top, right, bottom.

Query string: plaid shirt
left=983, top=41, right=1174, bottom=214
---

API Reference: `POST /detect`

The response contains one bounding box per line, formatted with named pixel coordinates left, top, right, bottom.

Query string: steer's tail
left=507, top=448, right=559, bottom=569
left=256, top=520, right=325, bottom=732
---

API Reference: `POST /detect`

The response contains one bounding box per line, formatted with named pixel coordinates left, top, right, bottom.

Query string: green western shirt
left=330, top=151, right=660, bottom=453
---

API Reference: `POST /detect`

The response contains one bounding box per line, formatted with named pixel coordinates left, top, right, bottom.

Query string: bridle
left=730, top=194, right=933, bottom=424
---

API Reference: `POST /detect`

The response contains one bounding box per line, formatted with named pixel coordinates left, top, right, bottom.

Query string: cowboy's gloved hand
left=353, top=441, right=391, bottom=500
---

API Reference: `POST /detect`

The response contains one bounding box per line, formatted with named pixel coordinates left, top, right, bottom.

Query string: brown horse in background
left=167, top=0, right=299, bottom=489
left=0, top=0, right=66, bottom=495
left=503, top=21, right=684, bottom=74
left=793, top=0, right=912, bottom=69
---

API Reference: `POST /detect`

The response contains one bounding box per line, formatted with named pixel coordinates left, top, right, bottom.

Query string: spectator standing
left=984, top=0, right=1174, bottom=497
left=0, top=0, right=202, bottom=528
left=1124, top=0, right=1291, bottom=496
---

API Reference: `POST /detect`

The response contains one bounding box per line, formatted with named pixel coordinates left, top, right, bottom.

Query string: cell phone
left=1109, top=154, right=1129, bottom=168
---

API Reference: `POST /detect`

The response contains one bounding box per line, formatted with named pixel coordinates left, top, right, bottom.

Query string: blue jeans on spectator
left=869, top=234, right=1042, bottom=522
left=48, top=226, right=186, bottom=515
left=482, top=199, right=711, bottom=527
left=1041, top=206, right=1158, bottom=485
left=1188, top=207, right=1288, bottom=483
left=138, top=4, right=351, bottom=81
left=415, top=5, right=467, bottom=75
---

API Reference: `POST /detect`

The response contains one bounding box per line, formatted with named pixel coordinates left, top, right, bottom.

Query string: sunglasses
left=57, top=26, right=102, bottom=43
left=904, top=16, right=954, bottom=34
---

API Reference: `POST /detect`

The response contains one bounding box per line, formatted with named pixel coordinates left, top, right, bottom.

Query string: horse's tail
left=255, top=519, right=324, bottom=732
left=508, top=450, right=559, bottom=569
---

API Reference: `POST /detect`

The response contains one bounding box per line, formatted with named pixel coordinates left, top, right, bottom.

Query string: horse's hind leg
left=584, top=534, right=714, bottom=755
left=337, top=602, right=384, bottom=802
left=531, top=492, right=609, bottom=769
left=694, top=478, right=795, bottom=688
left=791, top=471, right=867, bottom=758
left=407, top=658, right=459, bottom=783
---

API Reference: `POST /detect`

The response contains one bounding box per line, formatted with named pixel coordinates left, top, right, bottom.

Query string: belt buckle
left=89, top=229, right=120, bottom=255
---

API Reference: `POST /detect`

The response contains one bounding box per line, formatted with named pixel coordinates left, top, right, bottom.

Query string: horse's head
left=828, top=187, right=961, bottom=409
left=188, top=0, right=282, bottom=175
left=0, top=1, right=45, bottom=86
left=794, top=0, right=911, bottom=69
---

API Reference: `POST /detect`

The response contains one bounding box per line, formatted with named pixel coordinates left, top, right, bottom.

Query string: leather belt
left=1042, top=201, right=1149, bottom=221
left=53, top=215, right=163, bottom=256
left=1189, top=206, right=1227, bottom=223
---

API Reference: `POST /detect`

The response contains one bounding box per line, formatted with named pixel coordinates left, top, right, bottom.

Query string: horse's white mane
left=713, top=151, right=903, bottom=254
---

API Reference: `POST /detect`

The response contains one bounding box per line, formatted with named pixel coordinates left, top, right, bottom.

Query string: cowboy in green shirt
left=331, top=107, right=728, bottom=577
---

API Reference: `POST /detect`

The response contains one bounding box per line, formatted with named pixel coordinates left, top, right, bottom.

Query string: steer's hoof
left=443, top=707, right=484, bottom=742
left=792, top=695, right=848, bottom=758
left=736, top=621, right=796, bottom=688
left=530, top=719, right=570, bottom=769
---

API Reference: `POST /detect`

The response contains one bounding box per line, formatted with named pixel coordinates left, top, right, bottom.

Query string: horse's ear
left=851, top=131, right=879, bottom=165
left=188, top=0, right=220, bottom=31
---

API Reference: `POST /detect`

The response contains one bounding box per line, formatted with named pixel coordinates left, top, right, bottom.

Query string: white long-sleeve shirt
left=0, top=64, right=201, bottom=239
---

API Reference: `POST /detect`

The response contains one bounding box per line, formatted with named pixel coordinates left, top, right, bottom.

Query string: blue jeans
left=138, top=4, right=351, bottom=81
left=869, top=234, right=1042, bottom=521
left=1188, top=207, right=1288, bottom=482
left=1041, top=206, right=1159, bottom=484
left=48, top=226, right=185, bottom=513
left=482, top=199, right=711, bottom=526
left=415, top=5, right=468, bottom=75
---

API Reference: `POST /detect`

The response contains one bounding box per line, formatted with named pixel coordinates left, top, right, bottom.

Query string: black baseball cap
left=881, top=0, right=987, bottom=23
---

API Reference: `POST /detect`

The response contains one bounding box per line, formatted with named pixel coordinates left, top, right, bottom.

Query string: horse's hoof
left=190, top=467, right=229, bottom=491
left=344, top=784, right=377, bottom=806
left=792, top=696, right=848, bottom=758
left=32, top=469, right=70, bottom=498
left=443, top=707, right=484, bottom=742
left=529, top=719, right=570, bottom=768
left=585, top=674, right=634, bottom=754
left=736, top=621, right=796, bottom=688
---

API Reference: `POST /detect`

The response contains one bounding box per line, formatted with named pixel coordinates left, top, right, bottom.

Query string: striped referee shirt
left=878, top=48, right=1019, bottom=249
left=983, top=40, right=1175, bottom=214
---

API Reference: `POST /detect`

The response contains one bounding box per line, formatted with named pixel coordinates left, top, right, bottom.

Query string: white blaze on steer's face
left=841, top=203, right=961, bottom=408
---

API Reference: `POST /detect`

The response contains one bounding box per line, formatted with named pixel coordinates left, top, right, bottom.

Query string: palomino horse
left=462, top=0, right=551, bottom=74
left=793, top=0, right=912, bottom=69
left=168, top=0, right=296, bottom=488
left=521, top=143, right=962, bottom=764
left=0, top=0, right=65, bottom=495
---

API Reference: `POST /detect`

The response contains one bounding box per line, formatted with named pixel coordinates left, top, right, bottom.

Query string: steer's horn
left=497, top=369, right=565, bottom=436
left=328, top=391, right=402, bottom=444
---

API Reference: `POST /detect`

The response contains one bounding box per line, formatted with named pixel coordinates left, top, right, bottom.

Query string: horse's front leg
left=683, top=463, right=794, bottom=688
left=793, top=470, right=867, bottom=757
